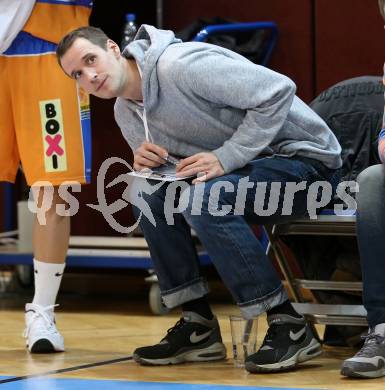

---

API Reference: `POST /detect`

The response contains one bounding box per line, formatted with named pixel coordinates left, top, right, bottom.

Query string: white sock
left=32, top=259, right=66, bottom=307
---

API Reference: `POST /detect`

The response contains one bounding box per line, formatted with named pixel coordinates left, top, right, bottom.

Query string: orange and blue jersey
left=22, top=0, right=93, bottom=46
left=0, top=0, right=92, bottom=185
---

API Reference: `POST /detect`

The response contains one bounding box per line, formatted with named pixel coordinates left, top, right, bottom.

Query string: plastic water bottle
left=121, top=13, right=137, bottom=50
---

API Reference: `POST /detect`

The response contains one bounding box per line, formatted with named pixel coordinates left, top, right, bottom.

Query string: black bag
left=310, top=76, right=383, bottom=183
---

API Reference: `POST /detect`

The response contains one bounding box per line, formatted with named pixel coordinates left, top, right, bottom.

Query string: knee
left=34, top=186, right=69, bottom=226
left=357, top=164, right=385, bottom=190
left=128, top=178, right=167, bottom=215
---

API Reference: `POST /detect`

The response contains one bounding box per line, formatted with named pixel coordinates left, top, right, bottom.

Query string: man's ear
left=107, top=39, right=120, bottom=57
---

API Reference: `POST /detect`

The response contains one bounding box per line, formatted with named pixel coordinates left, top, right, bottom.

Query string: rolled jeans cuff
left=239, top=285, right=289, bottom=319
left=161, top=277, right=209, bottom=309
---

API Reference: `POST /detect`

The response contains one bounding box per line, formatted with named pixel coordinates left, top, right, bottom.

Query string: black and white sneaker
left=341, top=324, right=385, bottom=378
left=133, top=312, right=226, bottom=365
left=245, top=314, right=321, bottom=373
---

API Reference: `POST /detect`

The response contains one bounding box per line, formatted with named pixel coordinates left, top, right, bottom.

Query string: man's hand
left=133, top=142, right=168, bottom=171
left=176, top=152, right=225, bottom=184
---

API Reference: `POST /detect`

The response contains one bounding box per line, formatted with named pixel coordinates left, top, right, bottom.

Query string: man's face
left=60, top=38, right=125, bottom=99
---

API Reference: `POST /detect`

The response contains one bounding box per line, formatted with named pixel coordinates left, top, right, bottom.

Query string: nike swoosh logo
left=55, top=272, right=63, bottom=277
left=289, top=327, right=306, bottom=341
left=190, top=330, right=213, bottom=343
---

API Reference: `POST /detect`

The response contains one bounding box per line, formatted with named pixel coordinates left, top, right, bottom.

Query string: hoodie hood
left=122, top=24, right=181, bottom=110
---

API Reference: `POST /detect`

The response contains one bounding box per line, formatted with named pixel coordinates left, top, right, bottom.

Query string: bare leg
left=33, top=186, right=70, bottom=264
left=24, top=185, right=70, bottom=353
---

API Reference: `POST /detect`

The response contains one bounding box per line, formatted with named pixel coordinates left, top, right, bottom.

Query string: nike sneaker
left=133, top=311, right=226, bottom=365
left=24, top=303, right=65, bottom=353
left=341, top=324, right=385, bottom=378
left=245, top=314, right=321, bottom=373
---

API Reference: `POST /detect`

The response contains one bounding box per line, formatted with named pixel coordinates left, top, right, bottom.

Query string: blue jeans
left=356, top=164, right=385, bottom=327
left=132, top=156, right=339, bottom=319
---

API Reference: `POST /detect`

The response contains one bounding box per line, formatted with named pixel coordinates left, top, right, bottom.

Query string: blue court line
left=0, top=377, right=325, bottom=390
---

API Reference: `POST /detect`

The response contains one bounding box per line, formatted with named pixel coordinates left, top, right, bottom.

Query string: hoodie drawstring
left=136, top=108, right=153, bottom=143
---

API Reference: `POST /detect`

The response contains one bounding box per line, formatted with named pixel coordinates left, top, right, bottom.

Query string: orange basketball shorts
left=0, top=31, right=91, bottom=186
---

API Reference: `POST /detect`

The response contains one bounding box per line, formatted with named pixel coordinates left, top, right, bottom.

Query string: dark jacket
left=310, top=76, right=383, bottom=182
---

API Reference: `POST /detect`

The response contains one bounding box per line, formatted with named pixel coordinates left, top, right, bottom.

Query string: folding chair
left=266, top=76, right=383, bottom=329
left=265, top=212, right=366, bottom=327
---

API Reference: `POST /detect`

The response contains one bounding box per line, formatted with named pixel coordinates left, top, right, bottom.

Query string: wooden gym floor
left=0, top=288, right=385, bottom=389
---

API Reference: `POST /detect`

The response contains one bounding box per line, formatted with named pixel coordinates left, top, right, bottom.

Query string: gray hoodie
left=114, top=25, right=342, bottom=173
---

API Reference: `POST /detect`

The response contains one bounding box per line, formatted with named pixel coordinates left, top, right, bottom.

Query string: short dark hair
left=56, top=26, right=109, bottom=64
left=379, top=0, right=385, bottom=20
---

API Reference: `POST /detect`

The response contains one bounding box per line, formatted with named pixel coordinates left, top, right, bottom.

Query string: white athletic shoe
left=24, top=303, right=65, bottom=353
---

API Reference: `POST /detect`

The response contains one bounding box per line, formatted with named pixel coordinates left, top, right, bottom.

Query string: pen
left=163, top=154, right=180, bottom=165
